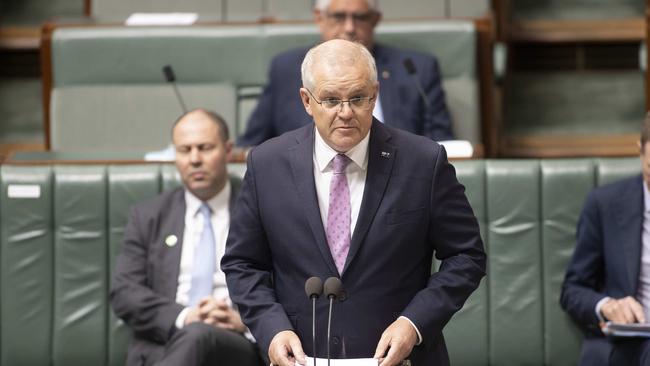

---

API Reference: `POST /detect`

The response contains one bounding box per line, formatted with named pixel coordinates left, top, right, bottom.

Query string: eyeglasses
left=306, top=89, right=375, bottom=111
left=325, top=11, right=377, bottom=25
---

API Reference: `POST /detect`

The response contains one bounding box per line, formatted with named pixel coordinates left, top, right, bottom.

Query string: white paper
left=439, top=139, right=474, bottom=158
left=297, top=357, right=378, bottom=366
left=7, top=184, right=41, bottom=199
left=125, top=13, right=198, bottom=26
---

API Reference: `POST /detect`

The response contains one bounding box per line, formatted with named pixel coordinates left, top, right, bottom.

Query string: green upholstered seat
left=266, top=0, right=313, bottom=21
left=446, top=160, right=488, bottom=365
left=378, top=0, right=489, bottom=19
left=487, top=160, right=544, bottom=365
left=0, top=166, right=54, bottom=366
left=51, top=83, right=237, bottom=152
left=48, top=20, right=480, bottom=151
left=52, top=165, right=109, bottom=366
left=540, top=160, right=593, bottom=366
left=0, top=157, right=641, bottom=365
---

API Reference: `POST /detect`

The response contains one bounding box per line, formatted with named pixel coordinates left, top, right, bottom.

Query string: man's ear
left=314, top=9, right=328, bottom=36
left=225, top=140, right=234, bottom=155
left=313, top=9, right=322, bottom=22
left=371, top=11, right=382, bottom=28
left=299, top=88, right=314, bottom=116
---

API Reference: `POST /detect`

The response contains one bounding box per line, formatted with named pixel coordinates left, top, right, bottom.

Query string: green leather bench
left=43, top=20, right=481, bottom=151
left=0, top=157, right=640, bottom=366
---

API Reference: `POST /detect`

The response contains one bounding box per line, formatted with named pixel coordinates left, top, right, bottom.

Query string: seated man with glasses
left=237, top=0, right=454, bottom=148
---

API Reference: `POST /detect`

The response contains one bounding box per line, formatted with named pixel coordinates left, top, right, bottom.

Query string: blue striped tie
left=188, top=203, right=215, bottom=306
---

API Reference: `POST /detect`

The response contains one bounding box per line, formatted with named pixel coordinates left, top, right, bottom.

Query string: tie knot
left=331, top=154, right=351, bottom=174
left=199, top=203, right=212, bottom=219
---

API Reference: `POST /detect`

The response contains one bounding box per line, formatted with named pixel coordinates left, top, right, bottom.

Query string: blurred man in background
left=562, top=114, right=650, bottom=366
left=237, top=0, right=453, bottom=147
left=111, top=109, right=264, bottom=366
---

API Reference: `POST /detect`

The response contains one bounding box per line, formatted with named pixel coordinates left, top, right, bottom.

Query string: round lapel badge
left=165, top=235, right=178, bottom=247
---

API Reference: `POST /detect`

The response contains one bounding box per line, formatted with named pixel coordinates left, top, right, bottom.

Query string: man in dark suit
left=111, top=109, right=264, bottom=366
left=222, top=39, right=485, bottom=366
left=237, top=0, right=453, bottom=147
left=561, top=117, right=650, bottom=366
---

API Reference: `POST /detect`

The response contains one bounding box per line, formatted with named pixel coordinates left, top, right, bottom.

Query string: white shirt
left=313, top=128, right=369, bottom=235
left=174, top=182, right=231, bottom=327
left=638, top=181, right=650, bottom=321
left=312, top=128, right=423, bottom=344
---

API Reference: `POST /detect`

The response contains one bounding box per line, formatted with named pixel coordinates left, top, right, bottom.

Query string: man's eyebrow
left=318, top=89, right=337, bottom=96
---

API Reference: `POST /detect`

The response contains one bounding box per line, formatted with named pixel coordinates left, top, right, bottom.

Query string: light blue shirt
left=637, top=181, right=650, bottom=321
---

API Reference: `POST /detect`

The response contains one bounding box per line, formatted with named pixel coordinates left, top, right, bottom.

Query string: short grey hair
left=301, top=39, right=378, bottom=91
left=314, top=0, right=379, bottom=12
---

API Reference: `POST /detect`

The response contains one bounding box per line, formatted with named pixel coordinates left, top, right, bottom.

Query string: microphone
left=402, top=58, right=430, bottom=111
left=323, top=277, right=343, bottom=366
left=162, top=64, right=188, bottom=113
left=305, top=277, right=323, bottom=366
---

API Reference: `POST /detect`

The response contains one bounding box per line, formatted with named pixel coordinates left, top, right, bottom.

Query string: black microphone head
left=403, top=58, right=417, bottom=75
left=162, top=65, right=176, bottom=82
left=305, top=277, right=323, bottom=299
left=323, top=277, right=343, bottom=300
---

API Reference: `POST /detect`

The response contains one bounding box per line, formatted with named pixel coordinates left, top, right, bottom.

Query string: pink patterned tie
left=326, top=154, right=351, bottom=274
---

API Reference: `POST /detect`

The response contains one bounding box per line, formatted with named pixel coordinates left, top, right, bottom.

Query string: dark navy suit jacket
left=237, top=44, right=453, bottom=146
left=223, top=120, right=485, bottom=365
left=560, top=175, right=644, bottom=365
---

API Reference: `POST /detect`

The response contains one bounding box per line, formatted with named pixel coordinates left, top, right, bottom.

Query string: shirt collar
left=184, top=180, right=231, bottom=217
left=314, top=127, right=370, bottom=173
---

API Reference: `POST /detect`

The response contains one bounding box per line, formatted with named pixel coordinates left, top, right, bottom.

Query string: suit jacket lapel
left=615, top=176, right=643, bottom=294
left=374, top=45, right=398, bottom=125
left=344, top=121, right=395, bottom=274
left=159, top=188, right=186, bottom=298
left=289, top=126, right=340, bottom=275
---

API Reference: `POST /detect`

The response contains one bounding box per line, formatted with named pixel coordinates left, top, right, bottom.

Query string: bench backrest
left=46, top=20, right=479, bottom=151
left=0, top=157, right=641, bottom=365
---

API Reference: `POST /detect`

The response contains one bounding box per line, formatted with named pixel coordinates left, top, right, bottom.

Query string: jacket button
left=339, top=291, right=347, bottom=301
left=332, top=336, right=340, bottom=345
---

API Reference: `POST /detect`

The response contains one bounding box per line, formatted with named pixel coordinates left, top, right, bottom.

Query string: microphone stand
left=327, top=295, right=334, bottom=366
left=313, top=295, right=317, bottom=366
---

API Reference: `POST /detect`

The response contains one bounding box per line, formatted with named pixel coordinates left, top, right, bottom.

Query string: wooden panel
left=475, top=17, right=497, bottom=157
left=508, top=19, right=645, bottom=43
left=646, top=0, right=650, bottom=111
left=500, top=134, right=640, bottom=158
left=0, top=26, right=40, bottom=49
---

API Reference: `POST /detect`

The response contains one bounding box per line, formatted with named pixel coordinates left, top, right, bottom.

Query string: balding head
left=313, top=0, right=381, bottom=50
left=172, top=108, right=232, bottom=201
left=314, top=0, right=378, bottom=11
left=301, top=39, right=377, bottom=91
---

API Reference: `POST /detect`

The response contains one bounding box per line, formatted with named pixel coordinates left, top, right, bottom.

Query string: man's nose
left=189, top=149, right=201, bottom=164
left=343, top=16, right=356, bottom=35
left=337, top=101, right=354, bottom=119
